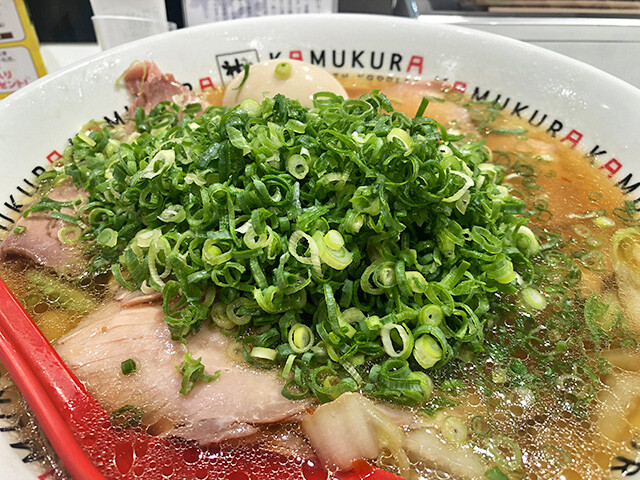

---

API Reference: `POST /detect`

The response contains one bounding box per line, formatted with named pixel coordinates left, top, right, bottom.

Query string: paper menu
left=183, top=0, right=337, bottom=27
left=0, top=0, right=47, bottom=99
left=0, top=0, right=24, bottom=42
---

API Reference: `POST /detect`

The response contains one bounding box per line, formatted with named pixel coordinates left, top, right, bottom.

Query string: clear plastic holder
left=89, top=0, right=168, bottom=22
left=91, top=15, right=175, bottom=50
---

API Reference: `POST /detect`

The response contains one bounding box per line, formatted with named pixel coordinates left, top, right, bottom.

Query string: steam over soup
left=1, top=60, right=640, bottom=480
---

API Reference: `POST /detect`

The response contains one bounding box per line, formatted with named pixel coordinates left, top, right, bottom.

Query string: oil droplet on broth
left=182, top=444, right=201, bottom=464
left=301, top=457, right=329, bottom=480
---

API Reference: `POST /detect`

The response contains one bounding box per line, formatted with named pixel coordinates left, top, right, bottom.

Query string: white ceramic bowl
left=0, top=13, right=639, bottom=478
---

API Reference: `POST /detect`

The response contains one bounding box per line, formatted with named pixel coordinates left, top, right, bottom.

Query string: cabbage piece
left=301, top=392, right=409, bottom=474
left=597, top=368, right=640, bottom=441
left=612, top=228, right=640, bottom=331
left=301, top=391, right=487, bottom=479
left=612, top=228, right=640, bottom=277
left=405, top=428, right=487, bottom=479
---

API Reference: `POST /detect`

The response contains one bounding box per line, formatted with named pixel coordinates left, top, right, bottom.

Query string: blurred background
left=5, top=0, right=640, bottom=87
left=23, top=0, right=640, bottom=42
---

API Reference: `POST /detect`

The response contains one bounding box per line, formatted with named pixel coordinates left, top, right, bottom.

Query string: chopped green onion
left=97, top=227, right=118, bottom=248
left=227, top=340, right=244, bottom=362
left=405, top=271, right=428, bottom=293
left=611, top=228, right=640, bottom=273
left=287, top=154, right=309, bottom=179
left=288, top=230, right=321, bottom=275
left=343, top=211, right=364, bottom=234
left=120, top=358, right=137, bottom=375
left=442, top=171, right=474, bottom=203
left=202, top=240, right=232, bottom=266
left=289, top=323, right=315, bottom=353
left=594, top=216, right=615, bottom=228
left=539, top=444, right=571, bottom=468
left=413, top=334, right=444, bottom=369
left=442, top=416, right=469, bottom=444
left=244, top=226, right=272, bottom=249
left=110, top=405, right=143, bottom=429
left=211, top=302, right=235, bottom=330
left=414, top=97, right=430, bottom=117
left=58, top=225, right=82, bottom=244
left=158, top=204, right=186, bottom=223
left=239, top=98, right=261, bottom=116
left=314, top=231, right=353, bottom=271
left=421, top=395, right=458, bottom=417
left=486, top=435, right=523, bottom=470
left=178, top=352, right=221, bottom=395
left=274, top=61, right=292, bottom=79
left=471, top=415, right=492, bottom=437
left=588, top=191, right=603, bottom=201
left=485, top=254, right=516, bottom=284
left=484, top=466, right=510, bottom=480
left=365, top=358, right=429, bottom=405
left=515, top=226, right=540, bottom=257
left=253, top=285, right=284, bottom=314
left=226, top=297, right=254, bottom=325
left=342, top=361, right=364, bottom=386
left=381, top=323, right=414, bottom=360
left=77, top=131, right=96, bottom=147
left=13, top=225, right=26, bottom=234
left=232, top=63, right=250, bottom=90
left=341, top=307, right=365, bottom=324
left=387, top=127, right=413, bottom=149
left=491, top=127, right=527, bottom=135
left=520, top=288, right=547, bottom=310
left=585, top=236, right=602, bottom=248
left=492, top=367, right=508, bottom=384
left=281, top=354, right=296, bottom=379
left=572, top=224, right=591, bottom=238
left=42, top=90, right=537, bottom=405
left=324, top=230, right=345, bottom=250
left=418, top=305, right=444, bottom=326
left=251, top=346, right=278, bottom=361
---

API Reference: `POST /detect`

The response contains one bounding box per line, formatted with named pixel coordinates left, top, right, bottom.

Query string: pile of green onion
left=33, top=90, right=539, bottom=404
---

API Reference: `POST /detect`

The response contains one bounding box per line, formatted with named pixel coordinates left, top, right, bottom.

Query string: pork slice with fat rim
left=0, top=182, right=87, bottom=276
left=123, top=61, right=210, bottom=114
left=55, top=299, right=310, bottom=444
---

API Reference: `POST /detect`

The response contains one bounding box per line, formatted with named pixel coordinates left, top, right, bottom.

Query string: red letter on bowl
left=406, top=56, right=423, bottom=74
left=199, top=77, right=215, bottom=90
left=46, top=150, right=62, bottom=163
left=600, top=158, right=622, bottom=177
left=561, top=129, right=583, bottom=148
left=452, top=81, right=467, bottom=93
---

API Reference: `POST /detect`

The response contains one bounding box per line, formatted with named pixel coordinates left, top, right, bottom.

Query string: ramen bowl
left=0, top=13, right=639, bottom=479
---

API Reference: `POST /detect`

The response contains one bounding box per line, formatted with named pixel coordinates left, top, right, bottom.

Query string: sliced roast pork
left=123, top=61, right=210, bottom=114
left=55, top=299, right=310, bottom=444
left=0, top=182, right=87, bottom=276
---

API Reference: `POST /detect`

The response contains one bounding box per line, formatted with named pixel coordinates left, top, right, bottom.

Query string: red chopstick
left=0, top=279, right=106, bottom=479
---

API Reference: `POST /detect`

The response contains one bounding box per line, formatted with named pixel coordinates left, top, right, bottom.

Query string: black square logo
left=216, top=49, right=260, bottom=87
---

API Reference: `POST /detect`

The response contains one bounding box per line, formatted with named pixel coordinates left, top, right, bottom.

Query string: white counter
left=419, top=15, right=640, bottom=88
